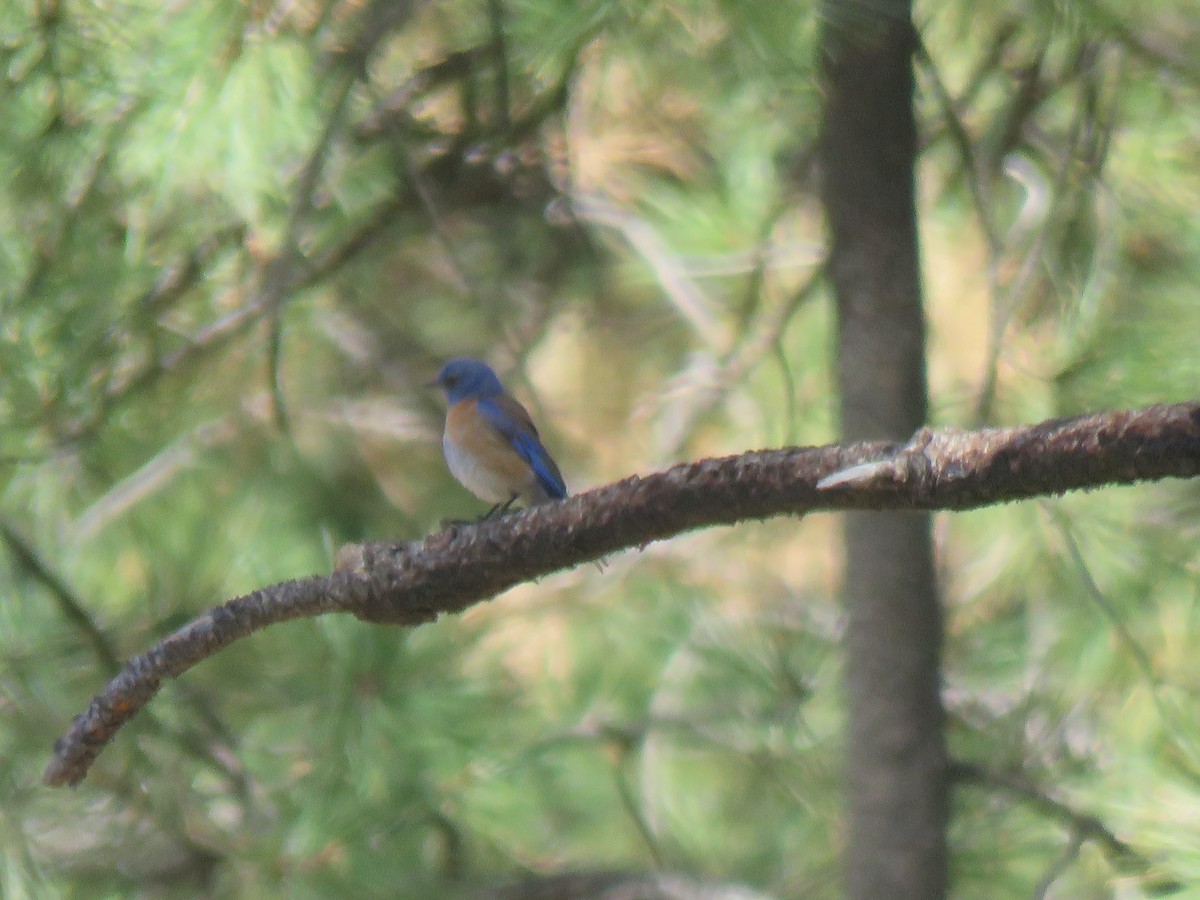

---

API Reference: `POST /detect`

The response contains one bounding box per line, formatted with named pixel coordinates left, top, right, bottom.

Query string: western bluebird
left=431, top=358, right=567, bottom=511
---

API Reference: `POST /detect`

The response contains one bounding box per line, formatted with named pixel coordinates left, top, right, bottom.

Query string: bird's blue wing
left=477, top=395, right=567, bottom=500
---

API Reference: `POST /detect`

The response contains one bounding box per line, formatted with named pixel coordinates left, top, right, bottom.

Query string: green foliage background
left=2, top=0, right=1198, bottom=896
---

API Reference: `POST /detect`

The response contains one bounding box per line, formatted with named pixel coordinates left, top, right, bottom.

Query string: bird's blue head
left=432, top=358, right=505, bottom=404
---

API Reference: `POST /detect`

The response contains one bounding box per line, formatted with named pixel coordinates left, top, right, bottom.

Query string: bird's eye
left=445, top=375, right=459, bottom=387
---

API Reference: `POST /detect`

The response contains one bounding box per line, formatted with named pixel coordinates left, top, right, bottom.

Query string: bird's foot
left=479, top=496, right=520, bottom=521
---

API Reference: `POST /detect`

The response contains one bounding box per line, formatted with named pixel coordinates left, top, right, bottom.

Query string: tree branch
left=44, top=401, right=1200, bottom=787
left=2, top=519, right=253, bottom=796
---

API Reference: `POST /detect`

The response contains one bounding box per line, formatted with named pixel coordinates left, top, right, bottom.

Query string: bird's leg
left=480, top=495, right=520, bottom=521
left=475, top=496, right=513, bottom=525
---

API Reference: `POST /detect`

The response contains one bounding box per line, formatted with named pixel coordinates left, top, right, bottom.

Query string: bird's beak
left=424, top=377, right=440, bottom=389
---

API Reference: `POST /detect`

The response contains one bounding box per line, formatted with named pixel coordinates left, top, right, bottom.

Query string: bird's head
left=431, top=358, right=505, bottom=404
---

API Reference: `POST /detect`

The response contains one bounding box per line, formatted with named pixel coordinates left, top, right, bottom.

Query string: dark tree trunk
left=817, top=3, right=948, bottom=898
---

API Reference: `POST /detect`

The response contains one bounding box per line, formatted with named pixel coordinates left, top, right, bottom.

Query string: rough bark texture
left=818, top=3, right=948, bottom=896
left=43, top=402, right=1200, bottom=788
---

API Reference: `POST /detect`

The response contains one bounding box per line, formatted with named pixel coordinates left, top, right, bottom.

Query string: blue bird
left=431, top=358, right=567, bottom=511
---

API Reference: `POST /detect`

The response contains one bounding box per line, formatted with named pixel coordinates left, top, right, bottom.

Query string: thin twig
left=1045, top=504, right=1200, bottom=789
left=571, top=194, right=725, bottom=346
left=60, top=72, right=359, bottom=447
left=292, top=196, right=407, bottom=289
left=973, top=57, right=1095, bottom=425
left=63, top=293, right=270, bottom=443
left=1076, top=0, right=1200, bottom=85
left=914, top=36, right=1001, bottom=255
left=1049, top=507, right=1158, bottom=682
left=657, top=260, right=826, bottom=458
left=0, top=520, right=122, bottom=673
left=74, top=417, right=241, bottom=540
left=1032, top=830, right=1084, bottom=900
left=265, top=67, right=359, bottom=434
left=355, top=41, right=500, bottom=140
left=612, top=749, right=664, bottom=869
left=486, top=0, right=510, bottom=133
left=398, top=144, right=493, bottom=307
left=952, top=760, right=1181, bottom=892
left=11, top=96, right=143, bottom=309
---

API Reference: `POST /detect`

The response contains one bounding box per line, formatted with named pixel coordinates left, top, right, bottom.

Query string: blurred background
left=2, top=0, right=1199, bottom=896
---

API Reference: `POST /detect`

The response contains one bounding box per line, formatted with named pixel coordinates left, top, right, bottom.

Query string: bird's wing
left=477, top=395, right=567, bottom=500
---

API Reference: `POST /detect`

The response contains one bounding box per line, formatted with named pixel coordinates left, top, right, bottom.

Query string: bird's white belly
left=443, top=432, right=517, bottom=503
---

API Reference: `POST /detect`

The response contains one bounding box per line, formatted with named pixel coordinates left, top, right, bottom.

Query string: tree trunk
left=817, top=3, right=948, bottom=897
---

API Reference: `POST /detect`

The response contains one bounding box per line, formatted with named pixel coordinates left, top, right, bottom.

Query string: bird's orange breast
left=445, top=399, right=537, bottom=502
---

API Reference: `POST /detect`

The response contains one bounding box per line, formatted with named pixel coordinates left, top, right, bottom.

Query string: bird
left=430, top=357, right=567, bottom=514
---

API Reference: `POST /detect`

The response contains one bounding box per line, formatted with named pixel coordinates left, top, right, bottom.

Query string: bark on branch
left=43, top=401, right=1200, bottom=787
